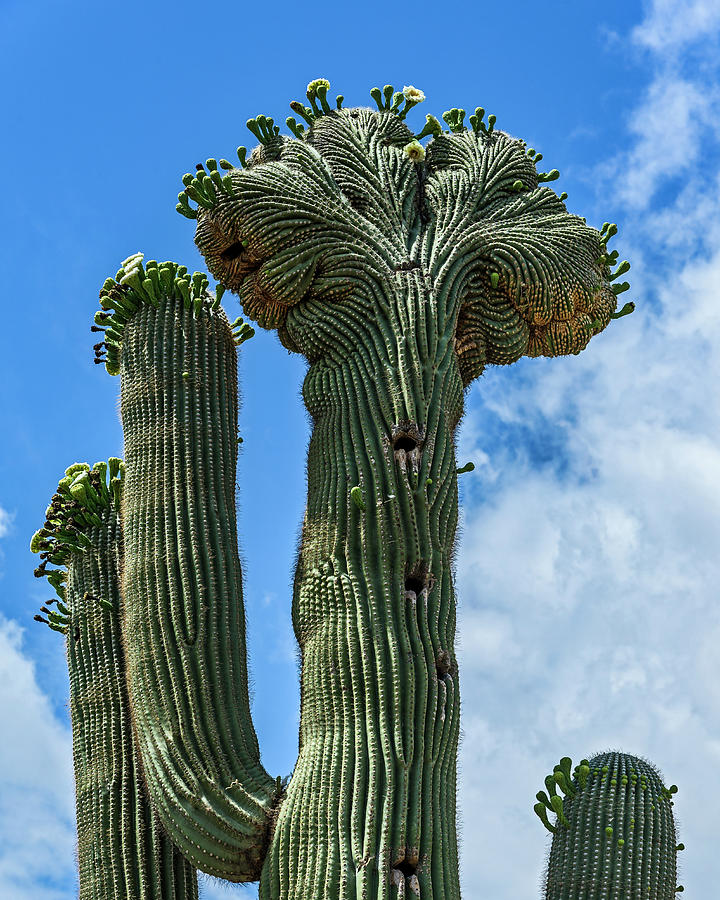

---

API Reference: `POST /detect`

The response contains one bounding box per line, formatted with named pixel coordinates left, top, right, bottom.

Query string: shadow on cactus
left=535, top=751, right=684, bottom=897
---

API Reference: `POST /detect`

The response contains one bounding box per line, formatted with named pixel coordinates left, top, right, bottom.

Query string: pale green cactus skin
left=32, top=82, right=645, bottom=899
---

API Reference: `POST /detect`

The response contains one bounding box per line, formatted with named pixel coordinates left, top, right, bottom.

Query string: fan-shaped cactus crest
left=31, top=80, right=683, bottom=900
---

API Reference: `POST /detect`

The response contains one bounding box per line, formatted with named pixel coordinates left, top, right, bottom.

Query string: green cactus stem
left=31, top=461, right=197, bottom=899
left=104, top=256, right=278, bottom=881
left=536, top=751, right=683, bottom=899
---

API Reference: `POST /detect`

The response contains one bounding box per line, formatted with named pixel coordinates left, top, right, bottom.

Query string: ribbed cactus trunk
left=263, top=270, right=463, bottom=897
left=120, top=293, right=277, bottom=881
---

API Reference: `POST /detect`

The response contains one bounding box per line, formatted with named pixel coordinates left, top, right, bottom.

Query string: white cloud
left=0, top=617, right=75, bottom=900
left=632, top=0, right=720, bottom=51
left=612, top=74, right=720, bottom=209
left=0, top=506, right=12, bottom=539
left=603, top=0, right=720, bottom=210
left=456, top=3, right=720, bottom=896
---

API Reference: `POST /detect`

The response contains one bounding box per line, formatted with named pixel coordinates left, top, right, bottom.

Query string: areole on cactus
left=29, top=79, right=683, bottom=900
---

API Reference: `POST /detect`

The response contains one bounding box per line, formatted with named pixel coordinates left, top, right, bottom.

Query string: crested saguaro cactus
left=33, top=80, right=678, bottom=899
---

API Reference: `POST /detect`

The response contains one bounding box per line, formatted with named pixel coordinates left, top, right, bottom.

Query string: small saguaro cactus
left=34, top=80, right=646, bottom=898
left=31, top=460, right=198, bottom=899
left=534, top=752, right=684, bottom=898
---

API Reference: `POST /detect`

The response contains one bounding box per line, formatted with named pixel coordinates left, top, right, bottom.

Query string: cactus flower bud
left=534, top=802, right=557, bottom=834
left=350, top=486, right=365, bottom=511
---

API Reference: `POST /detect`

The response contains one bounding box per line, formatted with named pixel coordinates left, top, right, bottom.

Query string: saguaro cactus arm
left=31, top=461, right=198, bottom=899
left=94, top=256, right=279, bottom=882
left=535, top=751, right=684, bottom=898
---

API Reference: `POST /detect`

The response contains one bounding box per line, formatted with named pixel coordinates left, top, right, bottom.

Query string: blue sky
left=1, top=0, right=719, bottom=896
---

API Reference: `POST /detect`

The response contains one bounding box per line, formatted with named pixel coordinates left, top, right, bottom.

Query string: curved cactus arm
left=534, top=751, right=683, bottom=899
left=96, top=254, right=280, bottom=881
left=31, top=460, right=198, bottom=899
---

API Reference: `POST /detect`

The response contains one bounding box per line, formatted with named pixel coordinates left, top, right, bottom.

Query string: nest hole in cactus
left=405, top=574, right=425, bottom=594
left=393, top=859, right=418, bottom=878
left=220, top=241, right=246, bottom=262
left=394, top=435, right=418, bottom=452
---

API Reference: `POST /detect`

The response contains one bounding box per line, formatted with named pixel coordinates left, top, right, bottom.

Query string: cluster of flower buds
left=597, top=222, right=632, bottom=298
left=177, top=149, right=252, bottom=219
left=442, top=108, right=467, bottom=134
left=178, top=159, right=238, bottom=218
left=287, top=78, right=343, bottom=137
left=468, top=106, right=498, bottom=136
left=30, top=460, right=124, bottom=635
left=229, top=315, right=255, bottom=346
left=246, top=115, right=281, bottom=146
left=92, top=254, right=223, bottom=374
left=596, top=223, right=635, bottom=321
left=534, top=756, right=590, bottom=833
left=369, top=83, right=425, bottom=121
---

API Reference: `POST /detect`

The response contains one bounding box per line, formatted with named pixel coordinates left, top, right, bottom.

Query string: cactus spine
left=31, top=81, right=675, bottom=900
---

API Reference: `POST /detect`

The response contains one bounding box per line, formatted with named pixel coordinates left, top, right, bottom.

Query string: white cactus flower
left=403, top=140, right=425, bottom=162
left=403, top=85, right=425, bottom=104
left=307, top=78, right=330, bottom=94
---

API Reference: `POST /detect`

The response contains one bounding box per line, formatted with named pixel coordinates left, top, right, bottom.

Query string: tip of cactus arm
left=92, top=255, right=222, bottom=374
left=30, top=458, right=124, bottom=560
left=31, top=460, right=125, bottom=633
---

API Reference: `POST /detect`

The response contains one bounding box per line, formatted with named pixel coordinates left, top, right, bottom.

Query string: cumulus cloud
left=602, top=0, right=720, bottom=211
left=456, top=1, right=720, bottom=896
left=612, top=73, right=720, bottom=209
left=632, top=0, right=720, bottom=52
left=0, top=617, right=75, bottom=900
